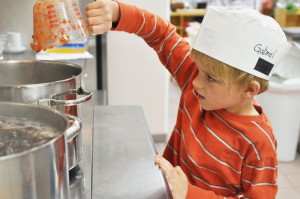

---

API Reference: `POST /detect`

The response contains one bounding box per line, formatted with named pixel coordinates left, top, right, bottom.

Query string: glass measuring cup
left=31, top=0, right=91, bottom=52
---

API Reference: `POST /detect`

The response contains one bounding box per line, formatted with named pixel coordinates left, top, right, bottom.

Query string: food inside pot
left=0, top=116, right=60, bottom=157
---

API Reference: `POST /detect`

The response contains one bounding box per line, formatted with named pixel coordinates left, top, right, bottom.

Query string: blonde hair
left=190, top=49, right=268, bottom=94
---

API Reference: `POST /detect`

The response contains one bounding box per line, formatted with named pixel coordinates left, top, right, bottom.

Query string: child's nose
left=192, top=76, right=203, bottom=89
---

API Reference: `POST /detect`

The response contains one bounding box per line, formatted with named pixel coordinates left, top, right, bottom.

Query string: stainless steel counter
left=77, top=91, right=171, bottom=199
left=75, top=90, right=107, bottom=199
left=92, top=106, right=171, bottom=199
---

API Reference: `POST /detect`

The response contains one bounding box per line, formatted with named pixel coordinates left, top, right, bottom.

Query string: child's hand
left=155, top=155, right=188, bottom=199
left=85, top=0, right=120, bottom=35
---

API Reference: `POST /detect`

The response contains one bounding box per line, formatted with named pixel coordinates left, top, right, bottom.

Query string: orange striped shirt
left=115, top=2, right=278, bottom=198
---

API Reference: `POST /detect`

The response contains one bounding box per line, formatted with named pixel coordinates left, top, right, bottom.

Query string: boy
left=85, top=1, right=291, bottom=198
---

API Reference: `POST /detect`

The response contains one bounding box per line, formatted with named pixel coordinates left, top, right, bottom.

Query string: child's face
left=192, top=61, right=245, bottom=113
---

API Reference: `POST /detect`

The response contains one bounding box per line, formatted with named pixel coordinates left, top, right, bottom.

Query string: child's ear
left=243, top=81, right=260, bottom=98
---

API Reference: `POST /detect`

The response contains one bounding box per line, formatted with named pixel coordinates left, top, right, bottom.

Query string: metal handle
left=65, top=114, right=82, bottom=141
left=37, top=87, right=93, bottom=107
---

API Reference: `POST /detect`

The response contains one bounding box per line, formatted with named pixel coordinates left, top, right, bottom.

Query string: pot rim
left=0, top=102, right=69, bottom=161
left=0, top=59, right=82, bottom=87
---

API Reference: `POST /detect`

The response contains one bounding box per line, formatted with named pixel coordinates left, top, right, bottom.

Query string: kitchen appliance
left=0, top=60, right=92, bottom=169
left=0, top=102, right=81, bottom=199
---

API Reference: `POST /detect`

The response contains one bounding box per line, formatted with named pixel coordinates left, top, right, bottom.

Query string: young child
left=85, top=1, right=291, bottom=198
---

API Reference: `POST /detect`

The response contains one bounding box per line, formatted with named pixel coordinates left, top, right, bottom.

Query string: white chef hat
left=192, top=7, right=291, bottom=80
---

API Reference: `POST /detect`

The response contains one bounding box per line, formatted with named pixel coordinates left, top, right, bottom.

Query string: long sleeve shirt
left=114, top=2, right=278, bottom=198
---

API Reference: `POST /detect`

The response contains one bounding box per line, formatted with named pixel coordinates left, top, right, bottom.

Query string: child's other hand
left=155, top=155, right=188, bottom=199
left=85, top=0, right=119, bottom=35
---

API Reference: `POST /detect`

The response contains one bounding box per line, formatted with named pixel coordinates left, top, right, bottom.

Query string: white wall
left=0, top=0, right=35, bottom=48
left=106, top=0, right=170, bottom=135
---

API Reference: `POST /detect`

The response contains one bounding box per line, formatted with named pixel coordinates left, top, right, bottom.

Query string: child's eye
left=207, top=75, right=215, bottom=82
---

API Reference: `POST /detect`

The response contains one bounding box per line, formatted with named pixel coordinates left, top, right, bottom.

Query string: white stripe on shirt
left=157, top=28, right=176, bottom=54
left=184, top=105, right=242, bottom=174
left=135, top=10, right=146, bottom=35
left=251, top=121, right=276, bottom=151
left=174, top=50, right=190, bottom=75
left=165, top=37, right=183, bottom=68
left=142, top=15, right=158, bottom=38
left=212, top=111, right=262, bottom=161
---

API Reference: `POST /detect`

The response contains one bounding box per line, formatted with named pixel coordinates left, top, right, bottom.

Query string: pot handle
left=66, top=114, right=82, bottom=140
left=38, top=87, right=93, bottom=107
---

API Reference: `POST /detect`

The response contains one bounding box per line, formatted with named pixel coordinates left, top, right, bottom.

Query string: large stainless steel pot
left=0, top=102, right=81, bottom=199
left=0, top=60, right=92, bottom=169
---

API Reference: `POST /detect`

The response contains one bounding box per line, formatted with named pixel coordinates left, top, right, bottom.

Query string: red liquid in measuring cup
left=31, top=0, right=90, bottom=52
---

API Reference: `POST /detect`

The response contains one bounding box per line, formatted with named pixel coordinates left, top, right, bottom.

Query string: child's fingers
left=85, top=0, right=112, bottom=35
left=86, top=9, right=102, bottom=18
left=89, top=24, right=111, bottom=35
left=154, top=155, right=160, bottom=164
left=87, top=15, right=110, bottom=26
left=85, top=0, right=106, bottom=11
left=156, top=156, right=174, bottom=177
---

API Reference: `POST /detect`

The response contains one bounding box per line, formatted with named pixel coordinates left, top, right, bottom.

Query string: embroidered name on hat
left=254, top=58, right=274, bottom=76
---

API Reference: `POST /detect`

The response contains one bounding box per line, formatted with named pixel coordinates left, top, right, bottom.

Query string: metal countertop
left=76, top=90, right=107, bottom=199
left=92, top=106, right=171, bottom=199
left=78, top=91, right=171, bottom=199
